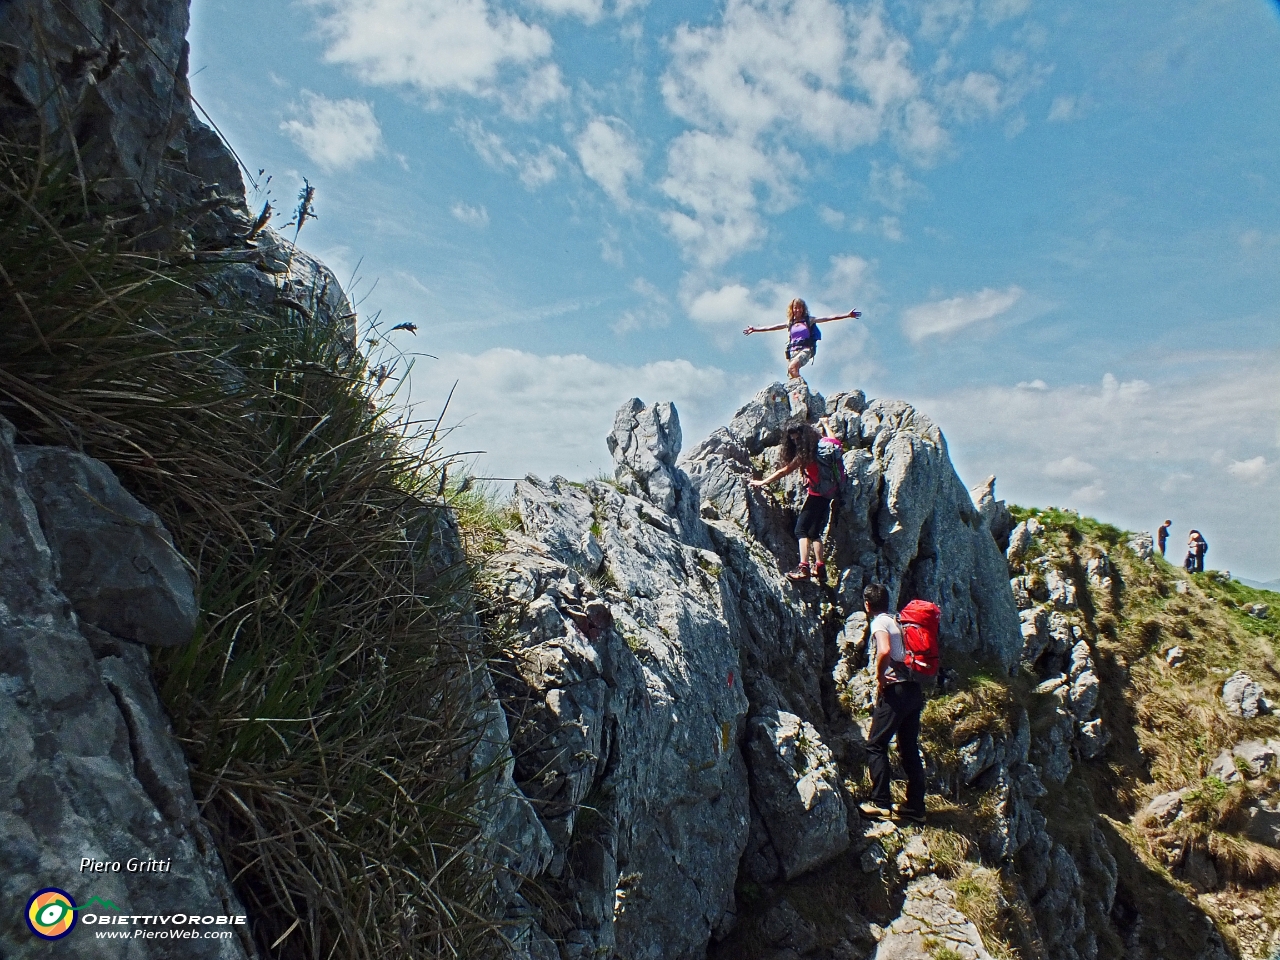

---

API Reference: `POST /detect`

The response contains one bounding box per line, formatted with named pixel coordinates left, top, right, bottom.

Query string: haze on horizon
left=189, top=0, right=1280, bottom=580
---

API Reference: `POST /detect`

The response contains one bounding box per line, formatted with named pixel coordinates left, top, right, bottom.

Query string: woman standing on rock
left=743, top=298, right=860, bottom=382
left=748, top=416, right=844, bottom=582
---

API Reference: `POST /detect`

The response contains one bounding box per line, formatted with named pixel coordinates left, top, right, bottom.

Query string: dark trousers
left=866, top=681, right=925, bottom=812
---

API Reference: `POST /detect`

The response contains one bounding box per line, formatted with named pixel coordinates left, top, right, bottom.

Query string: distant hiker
left=858, top=584, right=939, bottom=824
left=1157, top=520, right=1171, bottom=556
left=1185, top=530, right=1208, bottom=573
left=743, top=298, right=861, bottom=381
left=749, top=416, right=846, bottom=583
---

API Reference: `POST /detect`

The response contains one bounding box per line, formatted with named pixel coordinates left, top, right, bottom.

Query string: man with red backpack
left=858, top=584, right=940, bottom=823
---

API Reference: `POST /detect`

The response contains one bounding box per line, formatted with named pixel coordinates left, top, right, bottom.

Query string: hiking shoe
left=812, top=562, right=826, bottom=583
left=786, top=564, right=811, bottom=582
left=858, top=801, right=892, bottom=819
left=891, top=803, right=926, bottom=824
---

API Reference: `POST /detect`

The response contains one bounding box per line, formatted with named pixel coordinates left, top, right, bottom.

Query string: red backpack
left=897, top=600, right=941, bottom=677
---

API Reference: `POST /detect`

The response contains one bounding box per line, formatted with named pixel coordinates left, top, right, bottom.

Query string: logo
left=26, top=888, right=78, bottom=940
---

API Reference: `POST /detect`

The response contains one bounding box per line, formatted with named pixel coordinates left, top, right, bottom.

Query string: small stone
left=1175, top=580, right=1190, bottom=594
left=1141, top=788, right=1190, bottom=827
left=1222, top=671, right=1266, bottom=719
left=1165, top=646, right=1185, bottom=667
left=861, top=842, right=888, bottom=873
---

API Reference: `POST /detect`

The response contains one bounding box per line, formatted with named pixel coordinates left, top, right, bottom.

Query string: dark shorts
left=795, top=494, right=832, bottom=540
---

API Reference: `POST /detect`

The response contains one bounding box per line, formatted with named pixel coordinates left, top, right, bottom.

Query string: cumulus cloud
left=1228, top=456, right=1270, bottom=484
left=576, top=118, right=644, bottom=207
left=456, top=119, right=566, bottom=187
left=306, top=0, right=563, bottom=115
left=526, top=0, right=604, bottom=22
left=1047, top=94, right=1081, bottom=122
left=657, top=0, right=950, bottom=265
left=900, top=285, right=1023, bottom=342
left=450, top=202, right=489, bottom=227
left=1044, top=455, right=1097, bottom=480
left=660, top=132, right=800, bottom=267
left=280, top=92, right=384, bottom=171
left=406, top=349, right=752, bottom=481
left=918, top=356, right=1280, bottom=577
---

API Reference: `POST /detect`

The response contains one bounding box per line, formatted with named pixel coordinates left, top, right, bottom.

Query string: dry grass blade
left=0, top=136, right=513, bottom=959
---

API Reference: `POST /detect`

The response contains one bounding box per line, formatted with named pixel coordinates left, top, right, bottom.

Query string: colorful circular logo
left=26, top=888, right=77, bottom=940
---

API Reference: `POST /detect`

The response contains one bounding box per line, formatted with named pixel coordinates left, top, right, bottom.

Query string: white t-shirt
left=869, top=613, right=910, bottom=684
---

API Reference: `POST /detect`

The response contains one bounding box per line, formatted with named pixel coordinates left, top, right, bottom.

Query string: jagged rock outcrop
left=491, top=386, right=1027, bottom=956
left=0, top=417, right=252, bottom=959
left=0, top=0, right=357, bottom=345
left=872, top=875, right=994, bottom=960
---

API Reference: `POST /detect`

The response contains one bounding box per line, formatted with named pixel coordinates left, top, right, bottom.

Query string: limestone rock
left=16, top=446, right=198, bottom=647
left=1222, top=671, right=1266, bottom=719
left=1248, top=603, right=1270, bottom=619
left=1208, top=749, right=1242, bottom=783
left=746, top=710, right=850, bottom=879
left=1165, top=645, right=1186, bottom=667
left=685, top=382, right=1023, bottom=670
left=1129, top=532, right=1154, bottom=560
left=970, top=475, right=1014, bottom=549
left=1233, top=739, right=1279, bottom=776
left=0, top=419, right=252, bottom=960
left=761, top=899, right=819, bottom=954
left=1140, top=788, right=1190, bottom=827
left=872, top=875, right=994, bottom=960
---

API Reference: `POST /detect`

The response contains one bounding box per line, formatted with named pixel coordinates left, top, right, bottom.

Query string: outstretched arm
left=743, top=322, right=789, bottom=335
left=749, top=459, right=798, bottom=488
left=812, top=309, right=861, bottom=325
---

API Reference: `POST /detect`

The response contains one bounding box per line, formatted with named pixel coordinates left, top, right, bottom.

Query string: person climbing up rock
left=748, top=415, right=845, bottom=583
left=858, top=583, right=930, bottom=824
left=742, top=297, right=860, bottom=382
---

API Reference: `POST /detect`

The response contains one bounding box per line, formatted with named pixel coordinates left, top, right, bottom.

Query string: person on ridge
left=1185, top=529, right=1208, bottom=573
left=743, top=298, right=860, bottom=381
left=1157, top=519, right=1171, bottom=557
left=749, top=416, right=844, bottom=583
left=859, top=583, right=927, bottom=824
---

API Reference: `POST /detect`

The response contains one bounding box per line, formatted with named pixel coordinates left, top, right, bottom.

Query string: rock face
left=0, top=0, right=246, bottom=248
left=872, top=875, right=993, bottom=960
left=1222, top=671, right=1266, bottom=719
left=0, top=418, right=252, bottom=959
left=0, top=0, right=357, bottom=344
left=492, top=387, right=1025, bottom=957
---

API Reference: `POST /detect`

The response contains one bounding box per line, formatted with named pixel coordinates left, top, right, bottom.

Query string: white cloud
left=576, top=118, right=644, bottom=207
left=306, top=0, right=562, bottom=115
left=919, top=0, right=974, bottom=44
left=406, top=349, right=752, bottom=481
left=824, top=254, right=872, bottom=302
left=658, top=0, right=948, bottom=264
left=660, top=132, right=800, bottom=267
left=980, top=0, right=1029, bottom=25
left=1043, top=455, right=1097, bottom=480
left=901, top=285, right=1023, bottom=342
left=939, top=71, right=1004, bottom=119
left=1227, top=456, right=1270, bottom=485
left=280, top=92, right=384, bottom=171
left=685, top=282, right=779, bottom=329
left=450, top=201, right=490, bottom=227
left=1047, top=94, right=1080, bottom=122
left=819, top=205, right=846, bottom=228
left=613, top=277, right=671, bottom=335
left=527, top=0, right=604, bottom=23
left=918, top=357, right=1280, bottom=578
left=869, top=162, right=921, bottom=212
left=456, top=120, right=566, bottom=188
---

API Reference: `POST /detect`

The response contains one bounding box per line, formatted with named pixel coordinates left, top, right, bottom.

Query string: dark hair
left=864, top=583, right=890, bottom=615
left=778, top=420, right=819, bottom=470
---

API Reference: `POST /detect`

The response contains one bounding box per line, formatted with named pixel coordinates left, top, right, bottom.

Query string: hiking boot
left=786, top=564, right=811, bottom=582
left=892, top=803, right=926, bottom=824
left=858, top=800, right=892, bottom=819
left=812, top=562, right=826, bottom=584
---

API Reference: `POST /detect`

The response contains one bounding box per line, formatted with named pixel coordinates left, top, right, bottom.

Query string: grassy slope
left=714, top=505, right=1280, bottom=960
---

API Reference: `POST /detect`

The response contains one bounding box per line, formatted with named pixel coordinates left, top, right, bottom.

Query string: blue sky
left=189, top=0, right=1280, bottom=580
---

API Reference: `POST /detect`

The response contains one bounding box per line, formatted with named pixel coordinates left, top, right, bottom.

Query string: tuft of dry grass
left=0, top=137, right=513, bottom=959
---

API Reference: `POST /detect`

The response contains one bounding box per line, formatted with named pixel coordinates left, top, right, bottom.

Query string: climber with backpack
left=749, top=416, right=846, bottom=583
left=858, top=584, right=940, bottom=824
left=742, top=298, right=861, bottom=381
